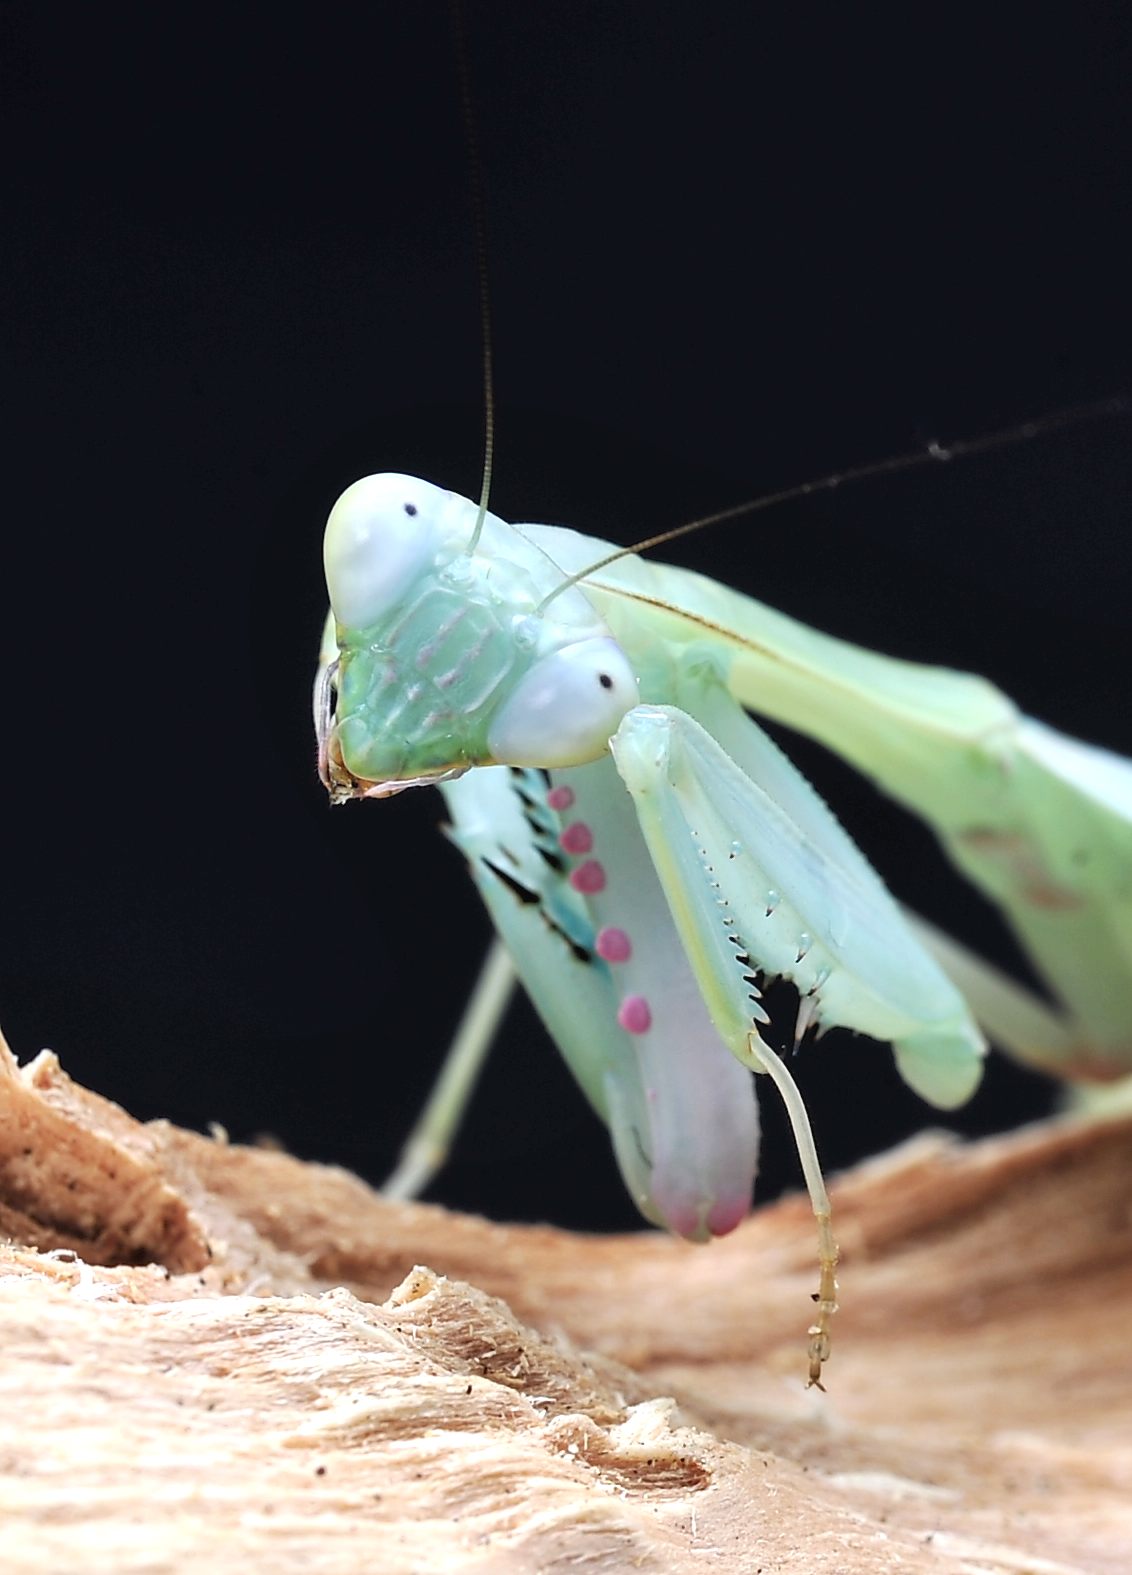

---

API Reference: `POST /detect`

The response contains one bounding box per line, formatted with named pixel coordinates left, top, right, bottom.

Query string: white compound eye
left=323, top=473, right=444, bottom=630
left=487, top=637, right=639, bottom=767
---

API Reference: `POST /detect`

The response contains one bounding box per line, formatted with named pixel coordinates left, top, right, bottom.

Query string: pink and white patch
left=617, top=994, right=652, bottom=1034
left=569, top=860, right=607, bottom=895
left=559, top=821, right=594, bottom=855
left=705, top=1192, right=751, bottom=1236
left=595, top=926, right=632, bottom=963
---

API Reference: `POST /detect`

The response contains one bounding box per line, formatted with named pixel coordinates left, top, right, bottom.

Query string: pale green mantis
left=306, top=3, right=1131, bottom=1384
left=314, top=431, right=1132, bottom=1385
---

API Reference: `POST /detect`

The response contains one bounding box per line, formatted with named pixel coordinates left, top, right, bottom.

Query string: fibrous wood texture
left=2, top=1027, right=1131, bottom=1573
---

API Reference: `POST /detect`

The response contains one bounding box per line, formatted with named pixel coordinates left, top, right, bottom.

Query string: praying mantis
left=308, top=12, right=1131, bottom=1383
left=314, top=436, right=1132, bottom=1385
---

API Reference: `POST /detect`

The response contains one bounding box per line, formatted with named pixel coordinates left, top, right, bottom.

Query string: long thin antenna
left=535, top=395, right=1128, bottom=614
left=450, top=0, right=495, bottom=552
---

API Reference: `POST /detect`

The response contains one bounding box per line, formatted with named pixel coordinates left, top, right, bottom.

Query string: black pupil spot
left=404, top=502, right=418, bottom=516
left=598, top=673, right=613, bottom=689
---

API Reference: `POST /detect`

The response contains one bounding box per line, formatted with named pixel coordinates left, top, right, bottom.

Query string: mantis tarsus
left=314, top=430, right=1132, bottom=1385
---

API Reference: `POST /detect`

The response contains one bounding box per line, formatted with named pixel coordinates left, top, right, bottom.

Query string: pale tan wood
left=2, top=1027, right=1131, bottom=1573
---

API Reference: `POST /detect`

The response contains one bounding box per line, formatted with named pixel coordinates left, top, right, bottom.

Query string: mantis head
left=318, top=474, right=638, bottom=799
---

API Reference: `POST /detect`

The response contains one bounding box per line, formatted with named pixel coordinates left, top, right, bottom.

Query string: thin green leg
left=904, top=911, right=1076, bottom=1078
left=382, top=937, right=517, bottom=1200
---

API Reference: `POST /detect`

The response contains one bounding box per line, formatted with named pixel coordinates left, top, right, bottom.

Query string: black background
left=4, top=4, right=1130, bottom=1231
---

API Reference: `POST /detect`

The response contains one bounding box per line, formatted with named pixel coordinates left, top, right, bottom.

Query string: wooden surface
left=2, top=1027, right=1131, bottom=1573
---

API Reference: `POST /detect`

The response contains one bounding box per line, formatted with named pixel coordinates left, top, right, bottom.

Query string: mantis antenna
left=450, top=0, right=496, bottom=554
left=535, top=394, right=1129, bottom=616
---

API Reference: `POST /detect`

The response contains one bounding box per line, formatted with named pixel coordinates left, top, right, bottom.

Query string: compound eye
left=487, top=637, right=639, bottom=768
left=323, top=473, right=442, bottom=630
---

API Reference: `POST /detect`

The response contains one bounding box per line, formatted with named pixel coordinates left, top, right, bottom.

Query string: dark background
left=4, top=3, right=1129, bottom=1230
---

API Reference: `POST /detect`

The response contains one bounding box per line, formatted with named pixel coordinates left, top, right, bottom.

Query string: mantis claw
left=805, top=1224, right=840, bottom=1390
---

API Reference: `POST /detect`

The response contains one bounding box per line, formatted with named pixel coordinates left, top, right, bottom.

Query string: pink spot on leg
left=706, top=1193, right=750, bottom=1236
left=559, top=821, right=593, bottom=855
left=595, top=926, right=632, bottom=962
left=570, top=860, right=606, bottom=894
left=659, top=1201, right=703, bottom=1239
left=617, top=994, right=652, bottom=1034
left=546, top=785, right=575, bottom=811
